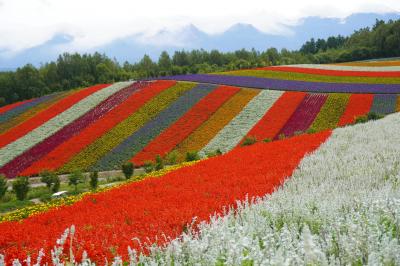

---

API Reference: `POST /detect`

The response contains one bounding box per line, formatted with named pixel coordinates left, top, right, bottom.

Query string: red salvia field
left=0, top=130, right=331, bottom=264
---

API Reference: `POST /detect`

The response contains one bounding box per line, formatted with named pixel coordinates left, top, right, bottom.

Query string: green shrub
left=185, top=151, right=200, bottom=162
left=12, top=176, right=30, bottom=201
left=355, top=112, right=384, bottom=124
left=52, top=175, right=60, bottom=193
left=122, top=162, right=134, bottom=179
left=0, top=174, right=8, bottom=200
left=69, top=170, right=84, bottom=192
left=165, top=151, right=178, bottom=165
left=143, top=161, right=154, bottom=173
left=89, top=171, right=99, bottom=190
left=40, top=170, right=59, bottom=192
left=367, top=112, right=384, bottom=121
left=263, top=138, right=272, bottom=143
left=306, top=128, right=317, bottom=134
left=155, top=155, right=164, bottom=171
left=206, top=149, right=223, bottom=158
left=241, top=136, right=257, bottom=146
left=355, top=115, right=368, bottom=124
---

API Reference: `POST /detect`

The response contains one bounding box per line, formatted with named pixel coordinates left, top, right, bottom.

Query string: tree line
left=0, top=19, right=399, bottom=106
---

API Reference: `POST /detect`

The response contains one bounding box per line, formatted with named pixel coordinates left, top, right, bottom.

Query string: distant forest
left=0, top=19, right=399, bottom=106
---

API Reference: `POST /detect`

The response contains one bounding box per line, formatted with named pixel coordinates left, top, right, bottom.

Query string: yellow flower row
left=0, top=160, right=199, bottom=223
left=309, top=93, right=350, bottom=132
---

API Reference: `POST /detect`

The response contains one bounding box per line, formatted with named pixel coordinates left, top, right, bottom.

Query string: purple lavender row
left=370, top=94, right=398, bottom=114
left=159, top=74, right=400, bottom=94
left=275, top=93, right=327, bottom=139
left=0, top=93, right=60, bottom=123
left=0, top=82, right=148, bottom=178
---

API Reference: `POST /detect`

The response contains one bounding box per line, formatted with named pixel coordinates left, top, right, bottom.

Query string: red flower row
left=258, top=66, right=400, bottom=77
left=132, top=85, right=239, bottom=165
left=337, top=94, right=374, bottom=126
left=239, top=91, right=306, bottom=144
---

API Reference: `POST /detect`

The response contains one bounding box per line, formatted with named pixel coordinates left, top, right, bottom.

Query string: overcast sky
left=0, top=0, right=399, bottom=54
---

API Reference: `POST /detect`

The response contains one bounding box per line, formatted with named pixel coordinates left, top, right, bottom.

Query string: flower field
left=0, top=62, right=399, bottom=177
left=0, top=60, right=400, bottom=264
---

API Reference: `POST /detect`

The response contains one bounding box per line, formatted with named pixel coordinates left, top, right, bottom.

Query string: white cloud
left=0, top=0, right=399, bottom=53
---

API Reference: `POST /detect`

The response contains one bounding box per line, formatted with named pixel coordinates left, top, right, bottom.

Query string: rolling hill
left=0, top=60, right=399, bottom=178
left=0, top=59, right=400, bottom=264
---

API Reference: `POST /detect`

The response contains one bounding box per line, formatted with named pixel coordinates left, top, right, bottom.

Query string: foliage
left=89, top=171, right=98, bottom=190
left=154, top=155, right=164, bottom=171
left=241, top=136, right=257, bottom=146
left=355, top=112, right=385, bottom=124
left=122, top=162, right=134, bottom=179
left=52, top=175, right=60, bottom=193
left=165, top=150, right=178, bottom=165
left=0, top=175, right=7, bottom=200
left=12, top=176, right=30, bottom=201
left=185, top=151, right=200, bottom=162
left=40, top=170, right=59, bottom=190
left=68, top=170, right=84, bottom=192
left=143, top=161, right=154, bottom=173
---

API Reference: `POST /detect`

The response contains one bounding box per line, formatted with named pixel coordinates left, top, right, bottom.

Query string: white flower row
left=280, top=63, right=400, bottom=72
left=139, top=112, right=400, bottom=265
left=200, top=90, right=283, bottom=156
left=0, top=82, right=133, bottom=167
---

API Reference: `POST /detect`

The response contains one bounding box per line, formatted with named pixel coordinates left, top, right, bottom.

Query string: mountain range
left=0, top=12, right=399, bottom=69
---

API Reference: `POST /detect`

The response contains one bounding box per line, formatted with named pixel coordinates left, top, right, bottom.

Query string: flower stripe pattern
left=161, top=74, right=400, bottom=93
left=131, top=85, right=238, bottom=165
left=286, top=63, right=400, bottom=71
left=275, top=93, right=327, bottom=139
left=309, top=93, right=350, bottom=132
left=172, top=88, right=259, bottom=162
left=257, top=65, right=400, bottom=77
left=200, top=90, right=284, bottom=155
left=0, top=91, right=71, bottom=134
left=92, top=83, right=217, bottom=171
left=59, top=82, right=196, bottom=172
left=0, top=84, right=109, bottom=148
left=337, top=94, right=374, bottom=126
left=0, top=82, right=131, bottom=168
left=0, top=99, right=33, bottom=115
left=239, top=91, right=306, bottom=143
left=0, top=93, right=61, bottom=124
left=20, top=81, right=175, bottom=176
left=370, top=94, right=398, bottom=114
left=220, top=69, right=400, bottom=84
left=0, top=82, right=142, bottom=177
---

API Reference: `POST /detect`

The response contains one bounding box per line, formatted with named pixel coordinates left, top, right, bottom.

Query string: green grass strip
left=309, top=93, right=350, bottom=132
left=60, top=82, right=197, bottom=172
left=218, top=70, right=400, bottom=84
